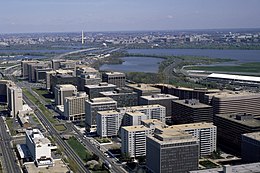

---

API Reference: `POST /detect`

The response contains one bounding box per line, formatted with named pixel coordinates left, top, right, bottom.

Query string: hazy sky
left=1, top=0, right=260, bottom=33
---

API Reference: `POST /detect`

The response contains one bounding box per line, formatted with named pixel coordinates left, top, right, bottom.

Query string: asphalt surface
left=0, top=117, right=21, bottom=173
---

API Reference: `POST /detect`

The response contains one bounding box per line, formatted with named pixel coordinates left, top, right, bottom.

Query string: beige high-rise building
left=7, top=85, right=23, bottom=117
left=54, top=84, right=77, bottom=106
left=64, top=92, right=88, bottom=121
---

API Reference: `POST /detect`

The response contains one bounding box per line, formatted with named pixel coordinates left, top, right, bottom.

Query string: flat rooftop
left=24, top=159, right=70, bottom=173
left=190, top=162, right=260, bottom=173
left=85, top=83, right=116, bottom=89
left=122, top=125, right=150, bottom=132
left=88, top=97, right=116, bottom=104
left=154, top=84, right=220, bottom=92
left=206, top=91, right=260, bottom=99
left=242, top=131, right=260, bottom=141
left=149, top=131, right=197, bottom=145
left=104, top=71, right=125, bottom=76
left=140, top=94, right=179, bottom=100
left=128, top=84, right=161, bottom=91
left=170, top=122, right=215, bottom=130
left=173, top=99, right=212, bottom=108
left=126, top=104, right=165, bottom=110
left=97, top=110, right=120, bottom=115
left=208, top=73, right=260, bottom=83
left=56, top=84, right=76, bottom=90
left=126, top=111, right=146, bottom=117
left=215, top=113, right=260, bottom=128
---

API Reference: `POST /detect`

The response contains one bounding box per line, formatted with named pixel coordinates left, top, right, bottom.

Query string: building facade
left=85, top=97, right=117, bottom=132
left=172, top=99, right=213, bottom=124
left=121, top=125, right=152, bottom=158
left=96, top=110, right=123, bottom=137
left=146, top=131, right=199, bottom=173
left=64, top=92, right=88, bottom=121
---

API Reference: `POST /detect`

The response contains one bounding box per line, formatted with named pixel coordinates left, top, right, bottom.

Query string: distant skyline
left=1, top=0, right=260, bottom=33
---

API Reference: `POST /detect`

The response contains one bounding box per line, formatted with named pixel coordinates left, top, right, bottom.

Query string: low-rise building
left=26, top=129, right=54, bottom=166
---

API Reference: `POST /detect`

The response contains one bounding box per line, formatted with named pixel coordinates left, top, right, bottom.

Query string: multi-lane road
left=0, top=117, right=21, bottom=173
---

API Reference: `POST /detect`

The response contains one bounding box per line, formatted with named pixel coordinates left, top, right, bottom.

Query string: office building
left=141, top=119, right=167, bottom=134
left=76, top=66, right=100, bottom=77
left=124, top=111, right=147, bottom=126
left=64, top=92, right=88, bottom=121
left=206, top=91, right=260, bottom=116
left=121, top=125, right=152, bottom=158
left=50, top=74, right=78, bottom=93
left=190, top=162, right=260, bottom=173
left=21, top=60, right=38, bottom=79
left=46, top=69, right=74, bottom=90
left=127, top=84, right=161, bottom=104
left=35, top=68, right=52, bottom=82
left=100, top=87, right=138, bottom=107
left=54, top=84, right=77, bottom=106
left=156, top=122, right=217, bottom=156
left=154, top=84, right=220, bottom=103
left=146, top=131, right=199, bottom=173
left=102, top=72, right=126, bottom=87
left=214, top=113, right=260, bottom=154
left=28, top=62, right=51, bottom=82
left=77, top=73, right=102, bottom=91
left=0, top=80, right=14, bottom=103
left=96, top=110, right=123, bottom=137
left=85, top=97, right=117, bottom=131
left=123, top=104, right=166, bottom=123
left=26, top=129, right=53, bottom=166
left=241, top=132, right=260, bottom=163
left=140, top=94, right=178, bottom=121
left=51, top=59, right=76, bottom=72
left=172, top=99, right=213, bottom=124
left=7, top=85, right=23, bottom=117
left=85, top=82, right=116, bottom=99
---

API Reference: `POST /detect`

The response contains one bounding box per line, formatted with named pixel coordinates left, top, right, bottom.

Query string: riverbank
left=185, top=62, right=260, bottom=74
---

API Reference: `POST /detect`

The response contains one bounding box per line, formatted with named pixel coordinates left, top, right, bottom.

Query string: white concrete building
left=96, top=110, right=123, bottom=137
left=156, top=122, right=217, bottom=156
left=64, top=92, right=88, bottom=121
left=7, top=85, right=23, bottom=117
left=85, top=97, right=117, bottom=132
left=121, top=125, right=152, bottom=158
left=26, top=129, right=54, bottom=166
left=124, top=111, right=147, bottom=126
left=123, top=104, right=166, bottom=123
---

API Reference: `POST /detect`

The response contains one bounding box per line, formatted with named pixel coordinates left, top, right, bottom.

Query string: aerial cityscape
left=1, top=0, right=260, bottom=173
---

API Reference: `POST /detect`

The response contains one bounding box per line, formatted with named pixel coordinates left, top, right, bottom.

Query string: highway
left=53, top=47, right=99, bottom=59
left=67, top=123, right=126, bottom=173
left=0, top=117, right=21, bottom=173
left=23, top=94, right=90, bottom=173
left=7, top=74, right=89, bottom=173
